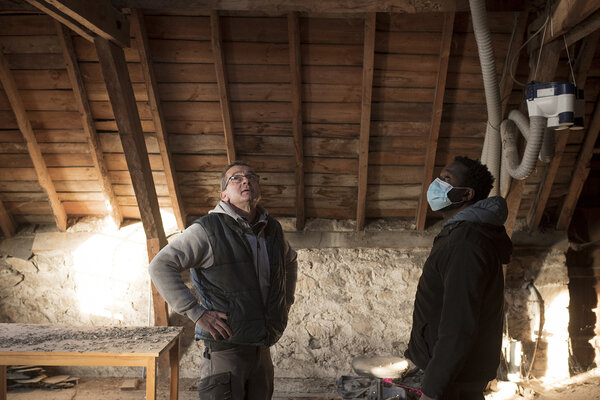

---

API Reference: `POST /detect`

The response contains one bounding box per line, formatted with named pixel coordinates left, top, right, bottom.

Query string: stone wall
left=0, top=216, right=572, bottom=382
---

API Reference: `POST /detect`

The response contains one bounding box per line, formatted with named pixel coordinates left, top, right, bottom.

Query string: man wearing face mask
left=405, top=156, right=513, bottom=400
left=149, top=161, right=298, bottom=400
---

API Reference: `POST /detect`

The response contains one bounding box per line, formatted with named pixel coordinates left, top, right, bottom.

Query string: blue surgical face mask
left=427, top=178, right=468, bottom=211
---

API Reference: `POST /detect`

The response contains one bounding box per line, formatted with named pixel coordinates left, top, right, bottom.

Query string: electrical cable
left=526, top=281, right=545, bottom=380
left=509, top=16, right=549, bottom=87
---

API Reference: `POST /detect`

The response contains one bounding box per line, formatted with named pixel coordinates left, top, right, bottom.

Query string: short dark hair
left=220, top=161, right=253, bottom=191
left=453, top=156, right=494, bottom=202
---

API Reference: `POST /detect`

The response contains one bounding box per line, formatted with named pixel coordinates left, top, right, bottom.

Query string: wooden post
left=0, top=200, right=16, bottom=238
left=211, top=10, right=236, bottom=163
left=356, top=12, right=376, bottom=231
left=415, top=11, right=454, bottom=230
left=288, top=11, right=305, bottom=231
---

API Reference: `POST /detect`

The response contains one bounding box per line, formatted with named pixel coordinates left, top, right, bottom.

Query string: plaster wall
left=0, top=217, right=572, bottom=382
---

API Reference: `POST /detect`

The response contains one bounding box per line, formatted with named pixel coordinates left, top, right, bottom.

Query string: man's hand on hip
left=196, top=311, right=232, bottom=340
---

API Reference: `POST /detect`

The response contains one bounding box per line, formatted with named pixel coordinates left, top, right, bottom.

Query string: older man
left=149, top=161, right=298, bottom=400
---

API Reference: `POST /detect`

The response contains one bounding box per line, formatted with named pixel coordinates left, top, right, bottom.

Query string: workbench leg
left=146, top=358, right=157, bottom=400
left=0, top=365, right=6, bottom=400
left=169, top=338, right=179, bottom=400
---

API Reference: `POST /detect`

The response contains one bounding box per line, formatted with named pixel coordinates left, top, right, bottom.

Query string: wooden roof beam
left=545, top=0, right=600, bottom=46
left=211, top=10, right=236, bottom=164
left=356, top=12, right=376, bottom=231
left=557, top=31, right=600, bottom=230
left=288, top=12, right=305, bottom=231
left=94, top=36, right=168, bottom=326
left=0, top=200, right=16, bottom=238
left=0, top=50, right=67, bottom=232
left=56, top=22, right=123, bottom=228
left=504, top=40, right=561, bottom=236
left=25, top=0, right=129, bottom=47
left=415, top=10, right=455, bottom=231
left=132, top=9, right=186, bottom=231
left=111, top=0, right=467, bottom=13
left=526, top=32, right=599, bottom=230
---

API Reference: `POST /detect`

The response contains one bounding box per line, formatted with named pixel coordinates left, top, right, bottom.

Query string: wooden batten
left=0, top=200, right=16, bottom=238
left=94, top=36, right=168, bottom=326
left=211, top=11, right=237, bottom=163
left=0, top=50, right=67, bottom=232
left=132, top=9, right=186, bottom=231
left=288, top=12, right=305, bottom=231
left=356, top=12, right=376, bottom=231
left=28, top=0, right=130, bottom=48
left=557, top=32, right=600, bottom=230
left=415, top=11, right=454, bottom=231
left=56, top=22, right=123, bottom=228
left=526, top=33, right=598, bottom=230
left=25, top=0, right=95, bottom=43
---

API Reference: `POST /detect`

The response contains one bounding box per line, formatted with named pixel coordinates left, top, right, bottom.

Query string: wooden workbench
left=0, top=323, right=183, bottom=400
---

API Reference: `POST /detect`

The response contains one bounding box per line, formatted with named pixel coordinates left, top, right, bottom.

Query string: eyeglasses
left=225, top=172, right=260, bottom=188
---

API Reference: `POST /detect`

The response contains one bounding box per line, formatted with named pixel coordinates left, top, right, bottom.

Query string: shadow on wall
left=567, top=208, right=600, bottom=373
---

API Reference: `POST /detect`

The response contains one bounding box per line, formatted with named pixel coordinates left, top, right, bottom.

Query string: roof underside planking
left=0, top=0, right=599, bottom=237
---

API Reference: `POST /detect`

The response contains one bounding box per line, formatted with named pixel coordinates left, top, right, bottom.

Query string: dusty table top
left=0, top=323, right=183, bottom=355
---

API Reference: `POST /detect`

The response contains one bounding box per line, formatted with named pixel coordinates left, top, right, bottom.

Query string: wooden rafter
left=415, top=11, right=455, bottom=231
left=0, top=50, right=67, bottom=231
left=526, top=32, right=598, bottom=230
left=288, top=12, right=305, bottom=231
left=131, top=9, right=186, bottom=231
left=356, top=12, right=376, bottom=231
left=25, top=0, right=129, bottom=47
left=94, top=36, right=168, bottom=326
left=504, top=41, right=561, bottom=236
left=56, top=21, right=123, bottom=228
left=557, top=31, right=600, bottom=230
left=210, top=10, right=236, bottom=164
left=0, top=200, right=16, bottom=238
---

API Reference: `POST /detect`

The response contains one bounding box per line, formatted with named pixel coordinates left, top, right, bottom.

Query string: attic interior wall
left=0, top=216, right=577, bottom=382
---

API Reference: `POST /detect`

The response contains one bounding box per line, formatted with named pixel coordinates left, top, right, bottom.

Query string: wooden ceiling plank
left=94, top=36, right=168, bottom=326
left=288, top=11, right=305, bottom=231
left=526, top=33, right=598, bottom=230
left=557, top=32, right=600, bottom=230
left=56, top=21, right=123, bottom=228
left=356, top=12, right=376, bottom=231
left=28, top=0, right=129, bottom=47
left=0, top=50, right=67, bottom=232
left=211, top=11, right=236, bottom=164
left=505, top=41, right=562, bottom=236
left=0, top=200, right=16, bottom=238
left=132, top=9, right=186, bottom=231
left=415, top=11, right=455, bottom=231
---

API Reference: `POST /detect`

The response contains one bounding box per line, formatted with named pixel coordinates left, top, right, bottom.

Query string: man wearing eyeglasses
left=149, top=161, right=298, bottom=400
